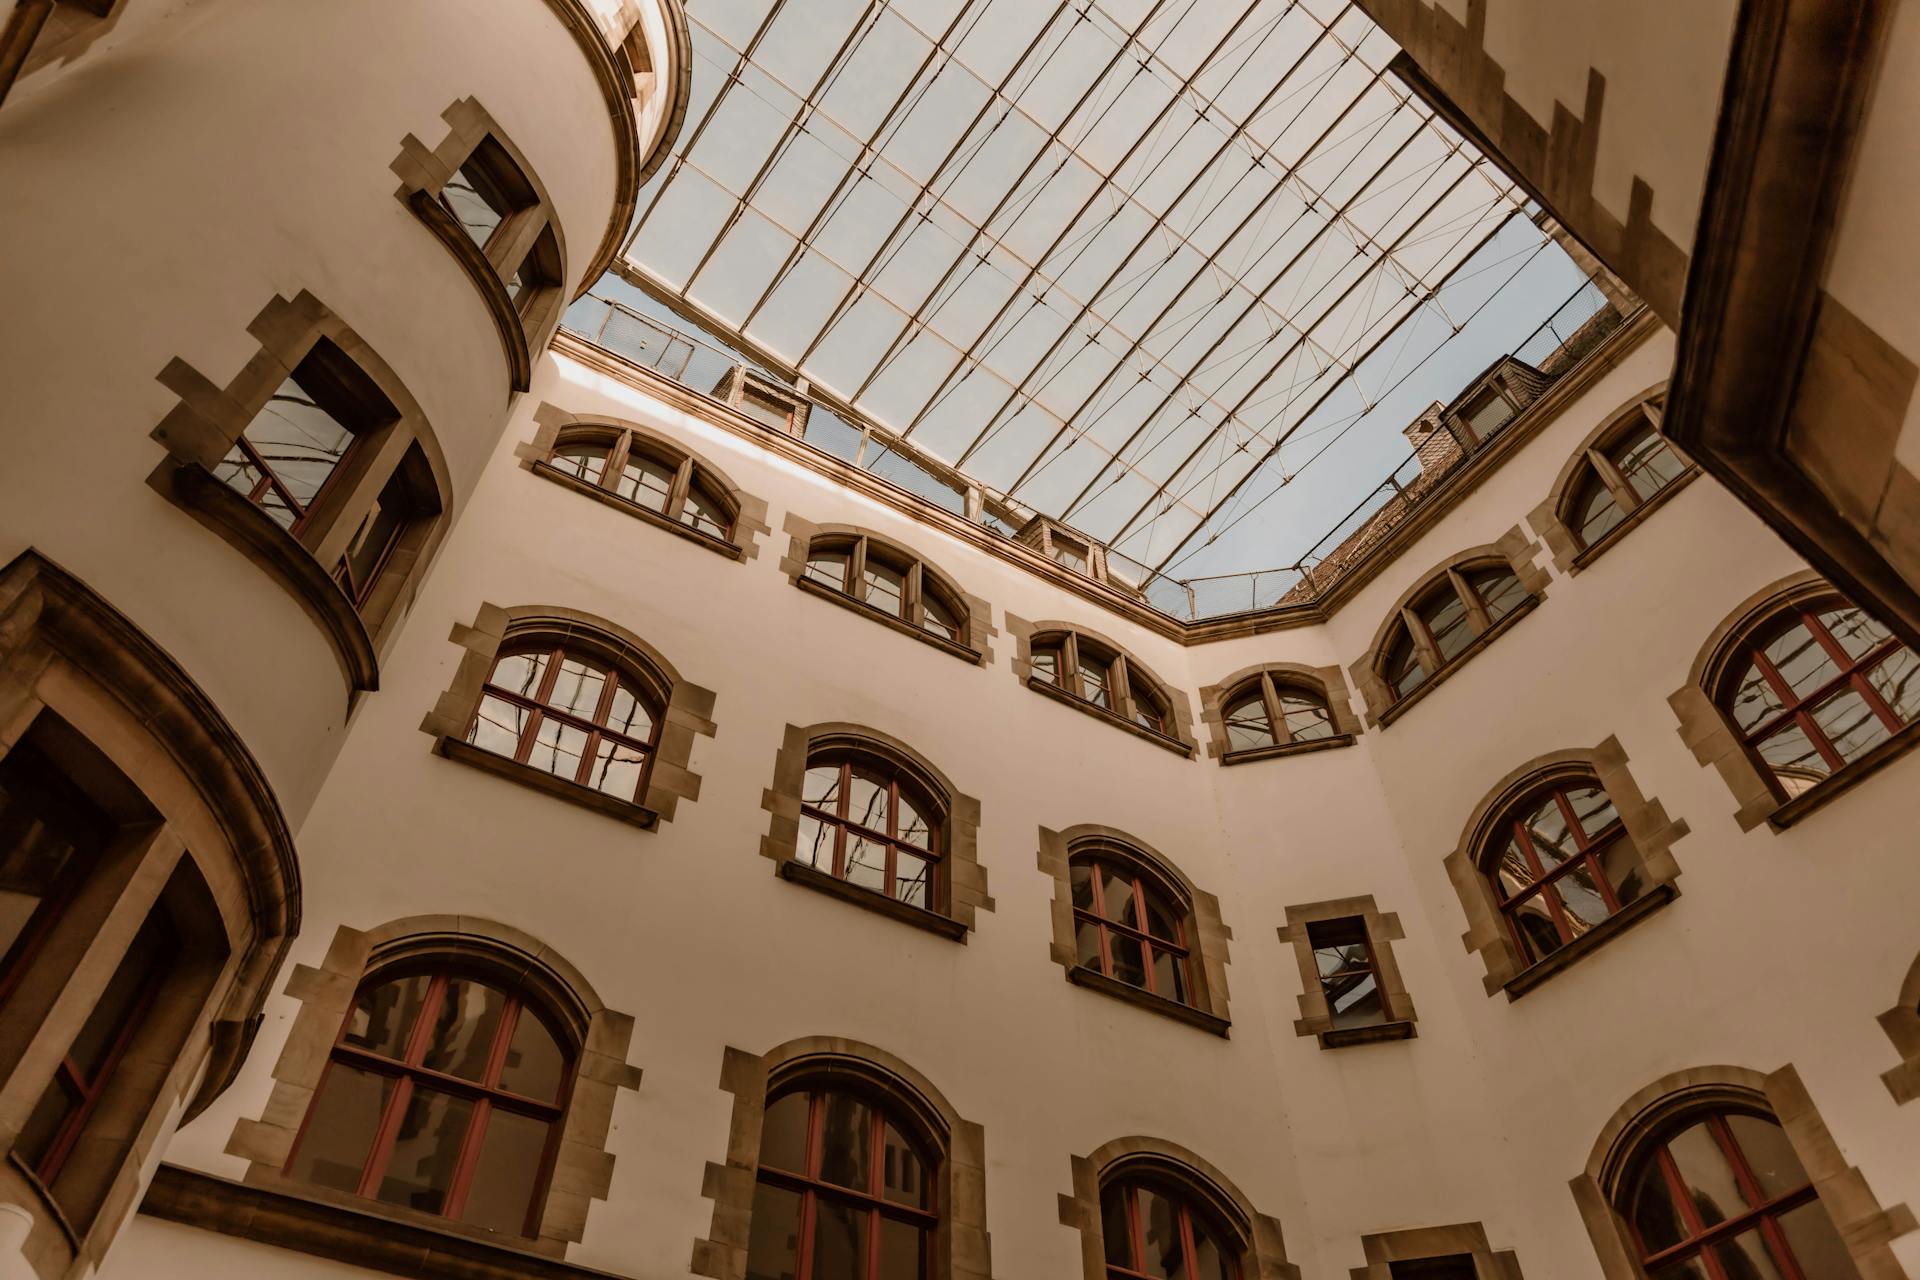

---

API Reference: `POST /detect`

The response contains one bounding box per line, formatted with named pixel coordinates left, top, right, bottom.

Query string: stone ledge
left=795, top=575, right=985, bottom=664
left=529, top=462, right=749, bottom=560
left=1319, top=1019, right=1417, bottom=1049
left=1026, top=677, right=1196, bottom=757
left=435, top=737, right=659, bottom=831
left=1503, top=883, right=1678, bottom=1000
left=777, top=859, right=969, bottom=941
left=1067, top=965, right=1230, bottom=1038
left=1221, top=733, right=1356, bottom=766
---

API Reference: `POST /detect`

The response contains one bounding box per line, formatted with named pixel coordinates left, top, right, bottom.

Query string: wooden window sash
left=478, top=645, right=661, bottom=797
left=1072, top=859, right=1193, bottom=1004
left=1737, top=607, right=1910, bottom=782
left=1630, top=1115, right=1818, bottom=1280
left=799, top=757, right=945, bottom=909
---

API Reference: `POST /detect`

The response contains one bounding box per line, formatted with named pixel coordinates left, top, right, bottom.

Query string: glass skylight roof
left=619, top=0, right=1611, bottom=589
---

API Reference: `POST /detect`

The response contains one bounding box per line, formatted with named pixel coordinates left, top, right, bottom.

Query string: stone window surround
left=419, top=602, right=715, bottom=829
left=1006, top=615, right=1198, bottom=757
left=1880, top=951, right=1920, bottom=1105
left=147, top=289, right=454, bottom=695
left=223, top=915, right=643, bottom=1260
left=1529, top=381, right=1698, bottom=573
left=1038, top=824, right=1232, bottom=1036
left=1199, top=661, right=1362, bottom=763
left=778, top=514, right=997, bottom=664
left=517, top=403, right=772, bottom=561
left=691, top=1035, right=994, bottom=1280
left=1277, top=896, right=1417, bottom=1048
left=1058, top=1136, right=1299, bottom=1280
left=758, top=722, right=991, bottom=940
left=1444, top=737, right=1687, bottom=998
left=1670, top=569, right=1920, bottom=832
left=1569, top=1064, right=1915, bottom=1279
left=0, top=551, right=297, bottom=1280
left=1348, top=1222, right=1524, bottom=1278
left=1348, top=529, right=1553, bottom=729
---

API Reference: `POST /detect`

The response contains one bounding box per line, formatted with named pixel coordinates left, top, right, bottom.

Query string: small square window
left=1307, top=917, right=1385, bottom=1030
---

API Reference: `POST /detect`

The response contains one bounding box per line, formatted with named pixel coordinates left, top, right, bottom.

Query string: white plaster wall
left=0, top=0, right=622, bottom=824
left=133, top=328, right=1920, bottom=1280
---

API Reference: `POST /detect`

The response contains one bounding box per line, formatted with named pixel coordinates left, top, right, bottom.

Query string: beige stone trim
left=1005, top=615, right=1198, bottom=754
left=147, top=289, right=454, bottom=693
left=1276, top=896, right=1417, bottom=1046
left=1348, top=532, right=1551, bottom=726
left=1879, top=951, right=1920, bottom=1105
left=758, top=723, right=991, bottom=934
left=0, top=552, right=297, bottom=1280
left=1198, top=661, right=1361, bottom=762
left=518, top=402, right=772, bottom=560
left=1058, top=1135, right=1298, bottom=1280
left=1529, top=382, right=1698, bottom=573
left=391, top=97, right=569, bottom=390
left=779, top=513, right=996, bottom=662
left=1570, top=1063, right=1915, bottom=1279
left=420, top=601, right=715, bottom=825
left=1443, top=737, right=1686, bottom=996
left=1037, top=825, right=1232, bottom=1030
left=691, top=1036, right=994, bottom=1280
left=1349, top=1221, right=1524, bottom=1279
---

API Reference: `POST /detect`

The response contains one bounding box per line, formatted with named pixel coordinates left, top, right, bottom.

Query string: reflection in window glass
left=1223, top=692, right=1273, bottom=751
left=215, top=372, right=357, bottom=531
left=1308, top=917, right=1384, bottom=1029
left=1485, top=780, right=1639, bottom=964
left=797, top=752, right=943, bottom=912
left=465, top=642, right=662, bottom=802
left=1070, top=856, right=1191, bottom=1007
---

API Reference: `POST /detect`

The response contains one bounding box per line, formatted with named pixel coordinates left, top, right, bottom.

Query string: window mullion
left=1588, top=447, right=1640, bottom=513
left=905, top=561, right=925, bottom=626
left=1260, top=673, right=1289, bottom=745
left=604, top=432, right=634, bottom=492
left=1402, top=608, right=1442, bottom=675
left=356, top=1073, right=417, bottom=1198
left=1450, top=568, right=1492, bottom=635
left=441, top=1095, right=495, bottom=1221
left=1063, top=634, right=1082, bottom=699
left=849, top=538, right=868, bottom=599
left=665, top=457, right=694, bottom=520
left=1111, top=655, right=1135, bottom=720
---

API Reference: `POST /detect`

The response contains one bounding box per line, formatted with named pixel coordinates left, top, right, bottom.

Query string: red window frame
left=1625, top=1112, right=1823, bottom=1280
left=799, top=754, right=944, bottom=911
left=754, top=1086, right=939, bottom=1280
left=1727, top=602, right=1914, bottom=795
left=1486, top=780, right=1628, bottom=962
left=1071, top=857, right=1192, bottom=1006
left=467, top=643, right=662, bottom=802
left=546, top=428, right=736, bottom=541
left=1101, top=1180, right=1239, bottom=1280
left=286, top=968, right=573, bottom=1236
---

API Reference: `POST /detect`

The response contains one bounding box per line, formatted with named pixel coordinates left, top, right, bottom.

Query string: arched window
left=1071, top=853, right=1192, bottom=1007
left=1099, top=1178, right=1238, bottom=1279
left=1220, top=673, right=1336, bottom=754
left=1718, top=596, right=1918, bottom=798
left=545, top=425, right=735, bottom=542
left=1378, top=561, right=1533, bottom=705
left=1565, top=417, right=1687, bottom=552
left=1482, top=778, right=1644, bottom=965
left=1028, top=628, right=1186, bottom=748
left=746, top=1082, right=938, bottom=1280
left=1616, top=1108, right=1852, bottom=1278
left=285, top=964, right=572, bottom=1236
left=801, top=534, right=969, bottom=648
left=798, top=748, right=943, bottom=912
left=463, top=640, right=665, bottom=803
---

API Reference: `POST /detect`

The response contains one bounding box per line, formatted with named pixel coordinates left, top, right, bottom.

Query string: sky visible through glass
left=613, top=0, right=1611, bottom=593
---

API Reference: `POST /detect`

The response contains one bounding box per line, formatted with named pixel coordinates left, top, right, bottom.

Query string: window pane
left=1729, top=658, right=1789, bottom=734
left=921, top=592, right=961, bottom=641
left=758, top=1091, right=810, bottom=1173
left=1565, top=785, right=1618, bottom=839
left=1278, top=692, right=1333, bottom=742
left=1137, top=1186, right=1185, bottom=1279
left=420, top=976, right=507, bottom=1082
left=1710, top=1228, right=1784, bottom=1280
left=616, top=453, right=675, bottom=512
left=1388, top=633, right=1426, bottom=698
left=1867, top=645, right=1920, bottom=723
left=863, top=558, right=906, bottom=617
left=441, top=166, right=505, bottom=248
left=805, top=550, right=850, bottom=591
left=1472, top=569, right=1528, bottom=623
left=894, top=851, right=932, bottom=910
left=1223, top=693, right=1274, bottom=751
left=1624, top=1159, right=1689, bottom=1253
left=845, top=835, right=887, bottom=894
left=1051, top=541, right=1089, bottom=572
left=1597, top=836, right=1647, bottom=907
left=1466, top=392, right=1515, bottom=436
left=345, top=974, right=432, bottom=1060
left=1816, top=604, right=1888, bottom=661
left=1517, top=796, right=1578, bottom=871
left=1509, top=892, right=1565, bottom=962
left=878, top=1215, right=929, bottom=1280
left=1664, top=1121, right=1747, bottom=1226
left=1755, top=719, right=1830, bottom=795
left=230, top=376, right=355, bottom=515
left=882, top=1122, right=927, bottom=1208
left=1075, top=919, right=1104, bottom=970
left=1322, top=966, right=1382, bottom=1028
left=468, top=693, right=530, bottom=758
left=1070, top=861, right=1096, bottom=910
left=526, top=717, right=589, bottom=781
left=682, top=486, right=731, bottom=538
left=1723, top=1114, right=1806, bottom=1200
left=796, top=813, right=834, bottom=870
left=1548, top=861, right=1612, bottom=936
left=802, top=764, right=842, bottom=812
left=602, top=682, right=655, bottom=741
left=1142, top=893, right=1181, bottom=942
left=586, top=738, right=646, bottom=800
left=817, top=1092, right=873, bottom=1191
left=1151, top=946, right=1188, bottom=1005
left=336, top=469, right=413, bottom=598
left=1811, top=684, right=1892, bottom=763
left=1031, top=646, right=1060, bottom=685
left=545, top=656, right=607, bottom=720
left=460, top=1108, right=549, bottom=1234
left=1108, top=934, right=1147, bottom=988
left=67, top=914, right=169, bottom=1081
left=1101, top=1184, right=1134, bottom=1266
left=375, top=1085, right=475, bottom=1215
left=1774, top=1199, right=1856, bottom=1279
left=1079, top=658, right=1111, bottom=708
left=1762, top=621, right=1840, bottom=701
left=846, top=766, right=888, bottom=831
left=488, top=650, right=549, bottom=699
left=1420, top=591, right=1473, bottom=662
left=1615, top=426, right=1685, bottom=501
left=498, top=1009, right=566, bottom=1102
left=896, top=793, right=932, bottom=850
left=287, top=1063, right=395, bottom=1194
left=745, top=1181, right=802, bottom=1280
left=549, top=439, right=610, bottom=484
left=1100, top=868, right=1136, bottom=927
left=811, top=1198, right=869, bottom=1278
left=1190, top=1215, right=1232, bottom=1280
left=1491, top=839, right=1534, bottom=900
left=1132, top=691, right=1166, bottom=733
left=1573, top=474, right=1625, bottom=547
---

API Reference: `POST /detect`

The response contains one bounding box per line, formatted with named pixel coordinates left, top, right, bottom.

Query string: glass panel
left=526, top=717, right=589, bottom=782
left=737, top=387, right=795, bottom=431
left=1565, top=785, right=1619, bottom=838
left=420, top=976, right=507, bottom=1082
left=225, top=376, right=355, bottom=517
left=1774, top=1199, right=1856, bottom=1280
left=1151, top=945, right=1188, bottom=1005
left=1142, top=893, right=1181, bottom=942
left=1031, top=646, right=1061, bottom=686
left=545, top=656, right=607, bottom=719
left=894, top=852, right=932, bottom=910
left=882, top=1122, right=927, bottom=1207
left=1710, top=1227, right=1785, bottom=1280
left=817, top=1092, right=873, bottom=1191
left=375, top=1086, right=476, bottom=1215
left=1762, top=620, right=1840, bottom=701
left=1138, top=1186, right=1186, bottom=1279
left=1614, top=426, right=1686, bottom=501
left=757, top=1091, right=810, bottom=1173
left=460, top=1108, right=549, bottom=1234
left=1517, top=795, right=1579, bottom=871
left=1278, top=691, right=1334, bottom=742
left=846, top=766, right=889, bottom=832
left=1548, top=861, right=1612, bottom=937
left=1509, top=893, right=1566, bottom=962
left=1101, top=1184, right=1134, bottom=1266
left=1491, top=839, right=1535, bottom=900
left=804, top=550, right=851, bottom=591
left=1755, top=720, right=1830, bottom=795
left=1472, top=569, right=1528, bottom=623
left=1723, top=1114, right=1807, bottom=1201
left=287, top=1063, right=396, bottom=1194
left=336, top=469, right=413, bottom=599
left=896, top=793, right=932, bottom=850
left=863, top=558, right=907, bottom=617
left=441, top=165, right=505, bottom=248
left=1465, top=391, right=1515, bottom=436
left=1665, top=1121, right=1748, bottom=1227
left=67, top=914, right=168, bottom=1081
left=845, top=835, right=887, bottom=894
left=1730, top=658, right=1790, bottom=734
left=1132, top=690, right=1166, bottom=733
left=1816, top=604, right=1888, bottom=661
left=796, top=813, right=835, bottom=870
left=616, top=453, right=676, bottom=511
left=488, top=650, right=550, bottom=699
left=468, top=693, right=531, bottom=758
left=209, top=442, right=289, bottom=526
left=921, top=592, right=961, bottom=641
left=1419, top=590, right=1473, bottom=662
left=602, top=682, right=655, bottom=741
left=1100, top=868, right=1136, bottom=927
left=1624, top=1158, right=1689, bottom=1253
left=549, top=439, right=610, bottom=484
left=1108, top=934, right=1147, bottom=988
left=878, top=1216, right=929, bottom=1280
left=744, top=1182, right=802, bottom=1280
left=1809, top=684, right=1891, bottom=764
left=1079, top=657, right=1111, bottom=708
left=1075, top=919, right=1104, bottom=970
left=586, top=738, right=646, bottom=800
left=1070, top=861, right=1096, bottom=910
left=811, top=1198, right=869, bottom=1279
left=1573, top=473, right=1625, bottom=547
left=1867, top=645, right=1920, bottom=723
left=1597, top=836, right=1647, bottom=907
left=682, top=485, right=731, bottom=538
left=344, top=974, right=432, bottom=1060
left=1223, top=692, right=1274, bottom=751
left=1190, top=1215, right=1232, bottom=1280
left=498, top=1009, right=566, bottom=1102
left=1051, top=541, right=1089, bottom=572
left=1387, top=632, right=1426, bottom=698
left=802, top=763, right=843, bottom=812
